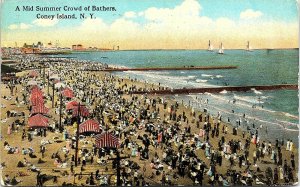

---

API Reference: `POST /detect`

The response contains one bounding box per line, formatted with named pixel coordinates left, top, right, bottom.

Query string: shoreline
left=111, top=69, right=299, bottom=144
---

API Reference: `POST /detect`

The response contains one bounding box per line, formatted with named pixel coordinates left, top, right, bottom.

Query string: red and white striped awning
left=31, top=85, right=43, bottom=95
left=28, top=114, right=49, bottom=128
left=30, top=93, right=44, bottom=106
left=31, top=104, right=49, bottom=115
left=72, top=105, right=90, bottom=117
left=79, top=119, right=102, bottom=133
left=63, top=87, right=74, bottom=98
left=66, top=100, right=78, bottom=110
left=95, top=132, right=119, bottom=148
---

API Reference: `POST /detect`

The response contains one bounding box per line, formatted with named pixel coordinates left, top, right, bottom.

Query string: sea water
left=59, top=49, right=299, bottom=144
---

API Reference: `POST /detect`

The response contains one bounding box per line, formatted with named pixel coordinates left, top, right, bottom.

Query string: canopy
left=27, top=80, right=38, bottom=86
left=79, top=119, right=102, bottom=133
left=28, top=70, right=38, bottom=78
left=30, top=86, right=44, bottom=106
left=95, top=132, right=119, bottom=148
left=31, top=85, right=43, bottom=95
left=72, top=105, right=90, bottom=117
left=66, top=100, right=78, bottom=110
left=55, top=82, right=66, bottom=89
left=31, top=104, right=49, bottom=115
left=30, top=93, right=44, bottom=106
left=28, top=114, right=49, bottom=128
left=63, top=87, right=74, bottom=98
left=49, top=74, right=59, bottom=80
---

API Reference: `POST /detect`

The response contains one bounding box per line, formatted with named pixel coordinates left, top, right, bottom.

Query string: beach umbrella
left=63, top=87, right=74, bottom=98
left=27, top=80, right=38, bottom=86
left=31, top=104, right=49, bottom=115
left=53, top=79, right=60, bottom=84
left=72, top=105, right=90, bottom=117
left=66, top=100, right=78, bottom=110
left=79, top=119, right=102, bottom=134
left=55, top=82, right=66, bottom=89
left=28, top=70, right=38, bottom=78
left=28, top=114, right=49, bottom=128
left=95, top=131, right=119, bottom=148
left=49, top=74, right=59, bottom=80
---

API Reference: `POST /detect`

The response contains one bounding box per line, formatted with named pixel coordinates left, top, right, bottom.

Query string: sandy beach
left=0, top=54, right=298, bottom=186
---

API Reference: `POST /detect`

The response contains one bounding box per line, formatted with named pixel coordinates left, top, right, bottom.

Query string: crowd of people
left=0, top=53, right=298, bottom=186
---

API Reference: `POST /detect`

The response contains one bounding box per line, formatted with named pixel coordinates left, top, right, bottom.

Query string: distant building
left=72, top=44, right=84, bottom=51
left=21, top=42, right=41, bottom=53
left=37, top=41, right=43, bottom=48
left=77, top=44, right=83, bottom=50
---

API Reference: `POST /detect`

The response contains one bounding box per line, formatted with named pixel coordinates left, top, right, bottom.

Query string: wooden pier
left=89, top=65, right=238, bottom=72
left=131, top=84, right=298, bottom=95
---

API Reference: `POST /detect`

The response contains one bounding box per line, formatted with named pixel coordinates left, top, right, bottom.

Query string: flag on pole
left=158, top=132, right=163, bottom=143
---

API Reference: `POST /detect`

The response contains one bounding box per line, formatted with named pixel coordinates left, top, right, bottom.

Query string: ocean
left=59, top=49, right=299, bottom=144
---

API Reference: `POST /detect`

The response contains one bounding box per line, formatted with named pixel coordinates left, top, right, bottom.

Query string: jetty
left=131, top=84, right=298, bottom=95
left=89, top=65, right=238, bottom=72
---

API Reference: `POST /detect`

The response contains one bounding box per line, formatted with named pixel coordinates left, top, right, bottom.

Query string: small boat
left=208, top=40, right=214, bottom=52
left=218, top=43, right=224, bottom=54
left=246, top=41, right=253, bottom=52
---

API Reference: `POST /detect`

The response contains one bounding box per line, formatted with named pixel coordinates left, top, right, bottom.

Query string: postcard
left=1, top=0, right=299, bottom=186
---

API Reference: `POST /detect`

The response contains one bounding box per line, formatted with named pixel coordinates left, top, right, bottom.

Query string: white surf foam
left=251, top=88, right=263, bottom=95
left=195, top=79, right=208, bottom=83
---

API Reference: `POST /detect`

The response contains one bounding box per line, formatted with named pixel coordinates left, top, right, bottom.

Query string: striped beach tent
left=28, top=114, right=49, bottom=128
left=31, top=85, right=43, bottom=95
left=79, top=119, right=102, bottom=133
left=66, top=100, right=78, bottom=110
left=63, top=87, right=74, bottom=98
left=30, top=93, right=44, bottom=106
left=95, top=132, right=119, bottom=148
left=72, top=105, right=90, bottom=117
left=31, top=104, right=49, bottom=115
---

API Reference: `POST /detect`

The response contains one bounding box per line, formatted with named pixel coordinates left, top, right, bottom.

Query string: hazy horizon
left=1, top=0, right=298, bottom=49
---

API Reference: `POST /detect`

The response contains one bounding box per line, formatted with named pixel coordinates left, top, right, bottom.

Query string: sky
left=1, top=0, right=299, bottom=49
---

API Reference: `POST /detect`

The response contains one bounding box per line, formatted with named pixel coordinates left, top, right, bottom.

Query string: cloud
left=124, top=11, right=136, bottom=18
left=32, top=19, right=59, bottom=27
left=8, top=19, right=58, bottom=30
left=2, top=0, right=297, bottom=49
left=78, top=18, right=108, bottom=32
left=138, top=12, right=144, bottom=16
left=144, top=0, right=201, bottom=22
left=70, top=0, right=296, bottom=49
left=240, top=9, right=263, bottom=20
left=8, top=24, right=18, bottom=30
left=8, top=23, right=32, bottom=30
left=20, top=23, right=31, bottom=29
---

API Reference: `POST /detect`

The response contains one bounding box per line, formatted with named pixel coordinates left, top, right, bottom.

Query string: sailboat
left=208, top=40, right=214, bottom=51
left=246, top=41, right=253, bottom=52
left=218, top=43, right=224, bottom=54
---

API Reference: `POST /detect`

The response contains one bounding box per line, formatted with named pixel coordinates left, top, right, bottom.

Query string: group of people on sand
left=1, top=52, right=298, bottom=186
